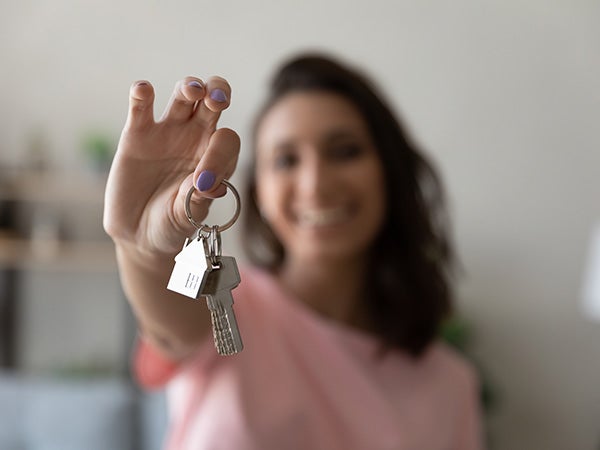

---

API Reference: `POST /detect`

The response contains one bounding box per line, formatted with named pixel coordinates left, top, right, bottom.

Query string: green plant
left=81, top=130, right=116, bottom=171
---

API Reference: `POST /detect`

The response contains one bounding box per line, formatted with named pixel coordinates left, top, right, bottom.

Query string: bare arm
left=104, top=77, right=240, bottom=361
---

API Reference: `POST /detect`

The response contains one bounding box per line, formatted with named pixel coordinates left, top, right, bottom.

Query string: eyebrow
left=264, top=127, right=367, bottom=156
left=322, top=128, right=364, bottom=144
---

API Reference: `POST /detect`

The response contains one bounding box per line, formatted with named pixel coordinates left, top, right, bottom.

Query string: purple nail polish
left=196, top=170, right=216, bottom=191
left=210, top=89, right=228, bottom=103
left=187, top=80, right=203, bottom=89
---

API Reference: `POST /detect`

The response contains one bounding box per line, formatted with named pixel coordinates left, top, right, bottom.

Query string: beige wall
left=1, top=1, right=599, bottom=448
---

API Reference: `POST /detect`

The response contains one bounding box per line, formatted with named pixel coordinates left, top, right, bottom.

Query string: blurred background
left=0, top=0, right=599, bottom=449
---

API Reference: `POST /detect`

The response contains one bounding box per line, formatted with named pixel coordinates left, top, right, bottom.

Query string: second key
left=201, top=256, right=244, bottom=355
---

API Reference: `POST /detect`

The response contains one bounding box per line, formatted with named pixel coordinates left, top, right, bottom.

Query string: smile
left=297, top=207, right=350, bottom=227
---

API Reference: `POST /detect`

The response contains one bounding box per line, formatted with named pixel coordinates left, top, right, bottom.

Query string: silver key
left=167, top=235, right=212, bottom=299
left=201, top=256, right=243, bottom=355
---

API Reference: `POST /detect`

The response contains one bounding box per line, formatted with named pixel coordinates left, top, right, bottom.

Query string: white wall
left=1, top=1, right=599, bottom=448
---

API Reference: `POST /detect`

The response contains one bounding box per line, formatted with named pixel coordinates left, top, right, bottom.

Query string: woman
left=104, top=53, right=483, bottom=449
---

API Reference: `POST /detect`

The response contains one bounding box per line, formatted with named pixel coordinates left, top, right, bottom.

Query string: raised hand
left=104, top=76, right=240, bottom=255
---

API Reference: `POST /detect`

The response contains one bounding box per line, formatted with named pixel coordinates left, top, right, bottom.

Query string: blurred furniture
left=0, top=169, right=168, bottom=449
left=0, top=371, right=167, bottom=450
left=0, top=169, right=119, bottom=368
left=0, top=268, right=18, bottom=367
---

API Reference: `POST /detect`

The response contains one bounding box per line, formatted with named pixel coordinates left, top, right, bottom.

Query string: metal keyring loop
left=185, top=179, right=241, bottom=234
left=207, top=225, right=222, bottom=266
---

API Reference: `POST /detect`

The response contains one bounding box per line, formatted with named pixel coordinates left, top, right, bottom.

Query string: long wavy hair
left=242, top=53, right=455, bottom=357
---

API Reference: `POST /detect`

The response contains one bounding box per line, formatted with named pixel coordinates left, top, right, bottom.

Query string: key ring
left=184, top=179, right=241, bottom=234
left=206, top=225, right=222, bottom=266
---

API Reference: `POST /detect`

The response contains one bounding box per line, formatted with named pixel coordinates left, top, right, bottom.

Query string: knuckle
left=213, top=128, right=241, bottom=155
left=103, top=216, right=126, bottom=241
left=219, top=127, right=241, bottom=145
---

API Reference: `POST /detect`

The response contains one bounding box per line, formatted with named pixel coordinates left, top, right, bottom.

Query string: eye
left=328, top=143, right=363, bottom=160
left=273, top=152, right=298, bottom=170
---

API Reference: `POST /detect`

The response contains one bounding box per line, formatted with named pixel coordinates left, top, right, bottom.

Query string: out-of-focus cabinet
left=0, top=169, right=127, bottom=373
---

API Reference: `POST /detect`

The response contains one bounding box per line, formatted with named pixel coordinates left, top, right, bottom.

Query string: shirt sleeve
left=132, top=336, right=181, bottom=390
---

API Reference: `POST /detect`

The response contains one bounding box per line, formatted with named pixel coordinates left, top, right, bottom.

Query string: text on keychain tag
left=167, top=235, right=212, bottom=299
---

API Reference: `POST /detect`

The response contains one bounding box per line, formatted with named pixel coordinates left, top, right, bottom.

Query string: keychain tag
left=167, top=236, right=211, bottom=299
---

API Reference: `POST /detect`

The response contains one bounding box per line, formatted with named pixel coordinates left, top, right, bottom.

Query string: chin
left=291, top=240, right=368, bottom=263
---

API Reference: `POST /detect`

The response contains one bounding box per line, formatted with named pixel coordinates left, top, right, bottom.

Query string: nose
left=296, top=154, right=334, bottom=200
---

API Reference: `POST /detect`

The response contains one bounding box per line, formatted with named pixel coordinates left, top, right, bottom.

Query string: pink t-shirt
left=135, top=267, right=484, bottom=450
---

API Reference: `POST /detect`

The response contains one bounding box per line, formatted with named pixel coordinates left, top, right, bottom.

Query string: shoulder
left=431, top=340, right=476, bottom=370
left=420, top=343, right=484, bottom=447
left=418, top=341, right=480, bottom=399
left=377, top=340, right=479, bottom=400
left=426, top=341, right=477, bottom=379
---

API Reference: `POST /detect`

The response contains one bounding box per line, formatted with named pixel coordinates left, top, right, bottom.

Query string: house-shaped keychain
left=167, top=236, right=212, bottom=299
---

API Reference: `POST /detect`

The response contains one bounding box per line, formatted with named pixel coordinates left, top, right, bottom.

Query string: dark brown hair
left=243, top=53, right=455, bottom=357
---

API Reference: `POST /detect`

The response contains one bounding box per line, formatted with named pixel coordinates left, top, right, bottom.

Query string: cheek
left=255, top=175, right=284, bottom=220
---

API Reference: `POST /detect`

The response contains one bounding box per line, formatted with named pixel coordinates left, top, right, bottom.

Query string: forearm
left=115, top=242, right=211, bottom=361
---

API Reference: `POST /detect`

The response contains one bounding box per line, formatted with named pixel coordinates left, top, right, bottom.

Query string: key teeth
left=210, top=309, right=243, bottom=356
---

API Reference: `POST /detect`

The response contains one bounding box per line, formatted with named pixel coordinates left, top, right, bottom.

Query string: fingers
left=192, top=76, right=232, bottom=128
left=193, top=128, right=241, bottom=198
left=150, top=75, right=231, bottom=130
left=161, top=77, right=207, bottom=122
left=126, top=81, right=156, bottom=130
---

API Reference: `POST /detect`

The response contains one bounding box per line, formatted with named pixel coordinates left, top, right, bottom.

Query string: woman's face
left=255, top=91, right=387, bottom=264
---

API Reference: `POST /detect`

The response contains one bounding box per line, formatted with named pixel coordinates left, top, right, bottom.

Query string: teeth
left=298, top=208, right=348, bottom=227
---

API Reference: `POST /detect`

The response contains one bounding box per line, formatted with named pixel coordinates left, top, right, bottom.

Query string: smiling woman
left=254, top=91, right=386, bottom=265
left=104, top=53, right=484, bottom=449
left=244, top=56, right=455, bottom=355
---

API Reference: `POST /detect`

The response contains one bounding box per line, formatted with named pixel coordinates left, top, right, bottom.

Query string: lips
left=296, top=207, right=351, bottom=228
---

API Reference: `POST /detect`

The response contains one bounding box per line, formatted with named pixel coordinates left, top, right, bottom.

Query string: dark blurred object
left=0, top=270, right=18, bottom=368
left=0, top=173, right=19, bottom=368
left=0, top=170, right=17, bottom=232
left=0, top=200, right=16, bottom=231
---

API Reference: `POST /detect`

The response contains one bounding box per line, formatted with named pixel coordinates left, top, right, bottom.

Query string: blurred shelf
left=0, top=168, right=118, bottom=371
left=0, top=236, right=117, bottom=272
left=0, top=169, right=107, bottom=204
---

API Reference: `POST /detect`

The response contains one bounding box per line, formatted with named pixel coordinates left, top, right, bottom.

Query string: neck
left=277, top=255, right=369, bottom=327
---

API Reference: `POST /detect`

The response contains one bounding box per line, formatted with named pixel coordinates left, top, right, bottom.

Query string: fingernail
left=196, top=170, right=216, bottom=191
left=187, top=80, right=203, bottom=89
left=210, top=89, right=228, bottom=103
left=136, top=81, right=149, bottom=86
